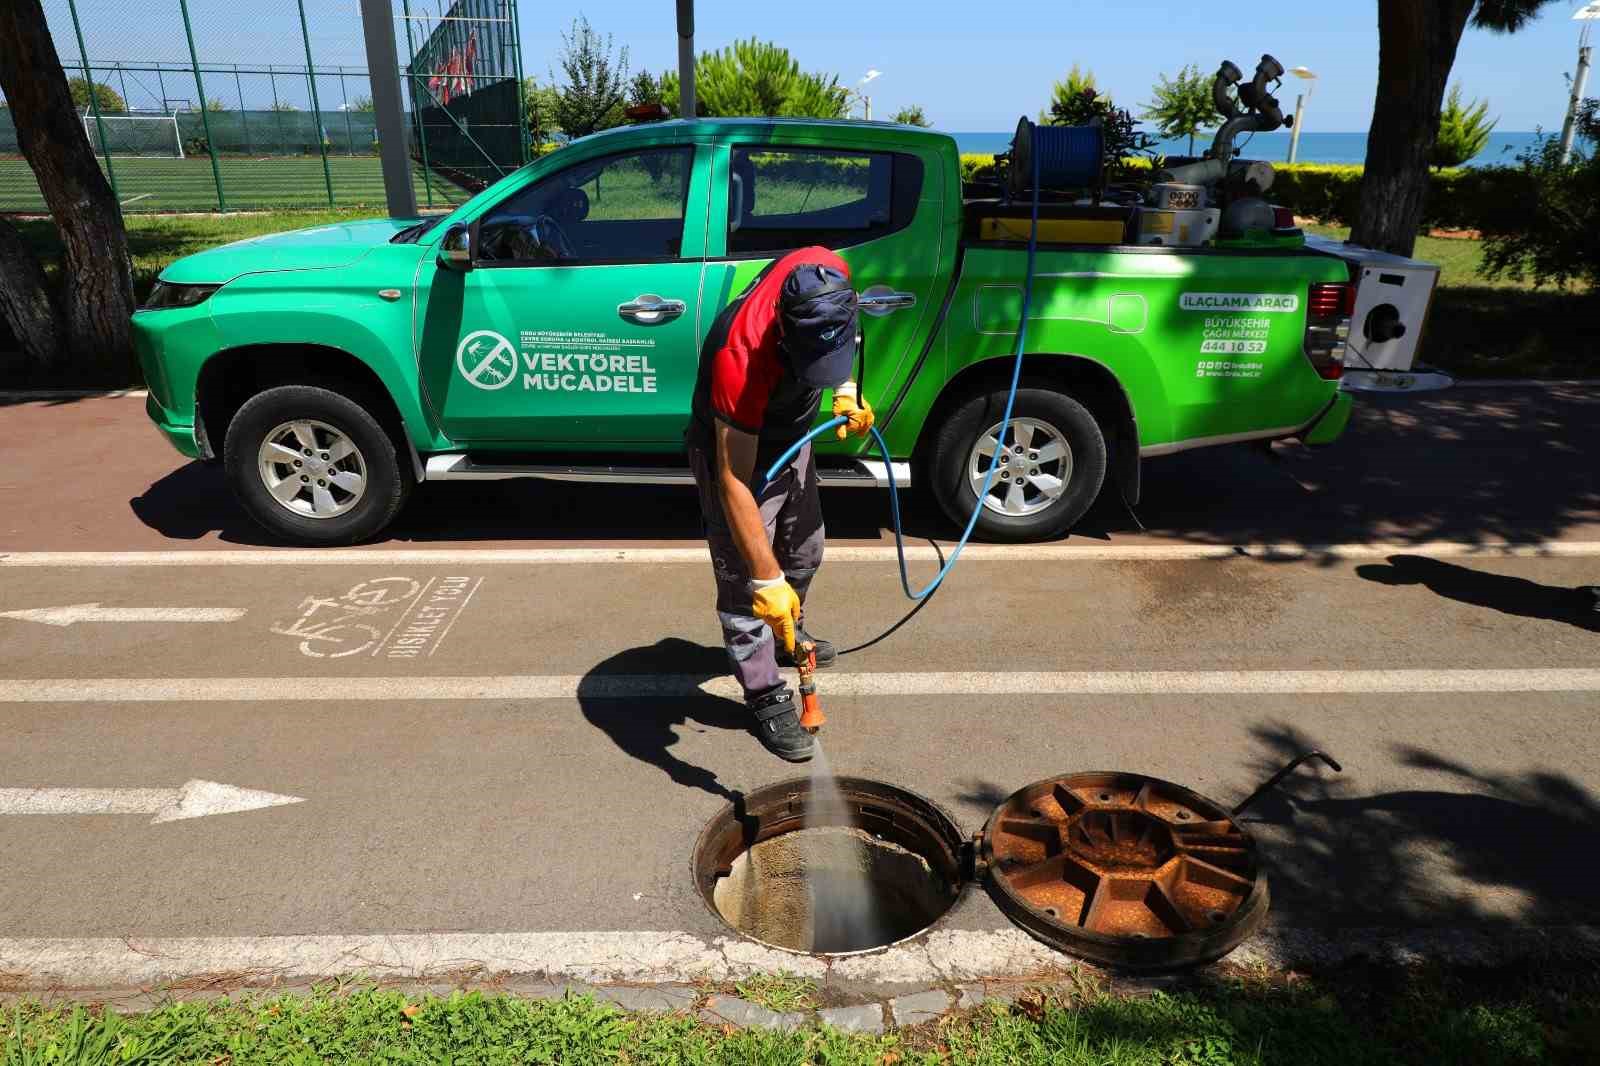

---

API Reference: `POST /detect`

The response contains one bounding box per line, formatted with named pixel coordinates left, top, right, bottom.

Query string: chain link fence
left=0, top=0, right=527, bottom=214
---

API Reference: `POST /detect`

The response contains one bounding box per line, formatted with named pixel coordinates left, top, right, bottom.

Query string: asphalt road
left=2, top=385, right=1599, bottom=989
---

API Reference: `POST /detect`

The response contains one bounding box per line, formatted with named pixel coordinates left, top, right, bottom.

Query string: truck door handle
left=858, top=285, right=917, bottom=317
left=618, top=294, right=686, bottom=325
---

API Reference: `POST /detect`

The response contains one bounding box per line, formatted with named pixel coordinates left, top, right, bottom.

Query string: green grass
left=0, top=155, right=470, bottom=214
left=731, top=972, right=819, bottom=1013
left=1305, top=222, right=1600, bottom=379
left=1, top=965, right=1595, bottom=1066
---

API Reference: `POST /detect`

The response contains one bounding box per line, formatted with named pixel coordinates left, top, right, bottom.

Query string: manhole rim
left=690, top=775, right=972, bottom=958
left=978, top=769, right=1270, bottom=971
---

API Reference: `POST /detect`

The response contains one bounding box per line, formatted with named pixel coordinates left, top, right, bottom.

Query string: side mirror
left=437, top=223, right=473, bottom=271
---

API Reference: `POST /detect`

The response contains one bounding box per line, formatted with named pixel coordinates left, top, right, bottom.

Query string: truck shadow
left=576, top=638, right=749, bottom=803
left=126, top=387, right=1598, bottom=548
left=1356, top=555, right=1600, bottom=633
left=1239, top=722, right=1600, bottom=930
left=1149, top=386, right=1600, bottom=550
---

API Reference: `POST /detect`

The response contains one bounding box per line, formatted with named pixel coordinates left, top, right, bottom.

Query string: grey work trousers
left=687, top=439, right=825, bottom=701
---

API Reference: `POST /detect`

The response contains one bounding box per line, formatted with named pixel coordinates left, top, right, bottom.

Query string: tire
left=223, top=384, right=412, bottom=546
left=929, top=385, right=1107, bottom=543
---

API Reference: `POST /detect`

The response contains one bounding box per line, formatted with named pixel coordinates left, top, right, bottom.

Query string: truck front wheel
left=223, top=384, right=412, bottom=546
left=929, top=387, right=1107, bottom=542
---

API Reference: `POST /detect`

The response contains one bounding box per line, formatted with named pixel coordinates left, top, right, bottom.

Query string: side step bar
left=423, top=454, right=911, bottom=488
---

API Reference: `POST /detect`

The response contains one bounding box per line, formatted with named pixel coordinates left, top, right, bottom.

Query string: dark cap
left=779, top=262, right=858, bottom=388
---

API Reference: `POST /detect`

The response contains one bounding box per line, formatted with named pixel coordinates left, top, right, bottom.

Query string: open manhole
left=692, top=776, right=967, bottom=955
left=695, top=770, right=1271, bottom=969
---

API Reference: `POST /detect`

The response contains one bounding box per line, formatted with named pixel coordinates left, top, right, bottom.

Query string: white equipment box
left=1304, top=235, right=1452, bottom=393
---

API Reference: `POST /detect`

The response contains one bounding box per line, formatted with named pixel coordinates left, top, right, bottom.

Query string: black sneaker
left=748, top=688, right=815, bottom=762
left=776, top=629, right=836, bottom=670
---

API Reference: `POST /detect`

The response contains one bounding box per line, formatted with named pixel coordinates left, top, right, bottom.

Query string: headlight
left=142, top=282, right=220, bottom=311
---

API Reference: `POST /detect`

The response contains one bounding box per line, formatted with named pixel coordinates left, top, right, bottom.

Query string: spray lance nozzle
left=794, top=639, right=826, bottom=733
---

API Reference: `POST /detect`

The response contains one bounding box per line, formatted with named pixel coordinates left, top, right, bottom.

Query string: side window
left=727, top=148, right=923, bottom=255
left=477, top=146, right=694, bottom=264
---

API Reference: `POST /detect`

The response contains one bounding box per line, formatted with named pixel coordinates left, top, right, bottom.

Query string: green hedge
left=956, top=153, right=1527, bottom=232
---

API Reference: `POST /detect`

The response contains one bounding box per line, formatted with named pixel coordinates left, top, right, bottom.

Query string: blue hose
left=764, top=133, right=1045, bottom=602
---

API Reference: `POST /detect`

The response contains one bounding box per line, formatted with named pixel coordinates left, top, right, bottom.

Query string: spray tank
left=1138, top=55, right=1294, bottom=246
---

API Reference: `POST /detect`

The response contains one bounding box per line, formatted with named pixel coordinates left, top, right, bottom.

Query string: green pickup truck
left=134, top=116, right=1380, bottom=546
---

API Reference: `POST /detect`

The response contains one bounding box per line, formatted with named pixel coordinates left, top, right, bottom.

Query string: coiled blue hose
left=764, top=128, right=1046, bottom=602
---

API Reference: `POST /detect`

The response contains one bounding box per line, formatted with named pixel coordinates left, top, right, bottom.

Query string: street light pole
left=1559, top=6, right=1597, bottom=165
left=849, top=69, right=881, bottom=121
left=1286, top=66, right=1317, bottom=165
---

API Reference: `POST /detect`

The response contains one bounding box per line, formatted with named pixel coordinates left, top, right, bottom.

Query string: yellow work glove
left=751, top=576, right=801, bottom=653
left=832, top=382, right=875, bottom=441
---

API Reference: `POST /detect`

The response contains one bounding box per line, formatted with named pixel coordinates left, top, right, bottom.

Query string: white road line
left=0, top=780, right=304, bottom=824
left=6, top=541, right=1600, bottom=567
left=3, top=927, right=1595, bottom=991
left=2, top=669, right=1597, bottom=704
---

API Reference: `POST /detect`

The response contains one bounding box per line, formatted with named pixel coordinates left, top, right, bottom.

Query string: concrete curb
left=4, top=926, right=1597, bottom=1002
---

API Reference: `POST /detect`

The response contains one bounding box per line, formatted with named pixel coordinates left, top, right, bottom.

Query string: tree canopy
left=891, top=104, right=930, bottom=128
left=66, top=77, right=124, bottom=114
left=660, top=39, right=846, bottom=119
left=1431, top=85, right=1496, bottom=168
left=1141, top=63, right=1217, bottom=155
left=551, top=14, right=629, bottom=138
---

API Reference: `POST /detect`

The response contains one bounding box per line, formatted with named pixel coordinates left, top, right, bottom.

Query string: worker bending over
left=685, top=247, right=874, bottom=762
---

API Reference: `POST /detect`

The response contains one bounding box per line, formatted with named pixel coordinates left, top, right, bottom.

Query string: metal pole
left=338, top=72, right=354, bottom=155
left=676, top=0, right=695, bottom=117
left=177, top=0, right=226, bottom=210
left=64, top=0, right=118, bottom=197
left=269, top=68, right=286, bottom=151
left=400, top=0, right=435, bottom=207
left=360, top=0, right=420, bottom=217
left=296, top=0, right=337, bottom=206
left=234, top=64, right=252, bottom=155
left=1287, top=93, right=1305, bottom=164
left=510, top=0, right=529, bottom=163
left=115, top=63, right=131, bottom=111
left=1559, top=44, right=1593, bottom=165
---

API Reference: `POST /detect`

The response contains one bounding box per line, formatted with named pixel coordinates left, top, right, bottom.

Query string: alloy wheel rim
left=967, top=417, right=1073, bottom=517
left=257, top=419, right=367, bottom=519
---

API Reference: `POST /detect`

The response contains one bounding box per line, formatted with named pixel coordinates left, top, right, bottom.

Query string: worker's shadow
left=1357, top=554, right=1600, bottom=633
left=577, top=638, right=749, bottom=802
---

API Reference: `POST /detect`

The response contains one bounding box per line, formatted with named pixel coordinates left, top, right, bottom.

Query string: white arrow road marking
left=0, top=780, right=305, bottom=823
left=0, top=603, right=246, bottom=626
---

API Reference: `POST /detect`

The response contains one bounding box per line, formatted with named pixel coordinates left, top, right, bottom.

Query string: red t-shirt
left=704, top=245, right=849, bottom=433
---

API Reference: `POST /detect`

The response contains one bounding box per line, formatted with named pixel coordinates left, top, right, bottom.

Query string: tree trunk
left=0, top=217, right=64, bottom=379
left=0, top=0, right=136, bottom=385
left=1350, top=0, right=1477, bottom=255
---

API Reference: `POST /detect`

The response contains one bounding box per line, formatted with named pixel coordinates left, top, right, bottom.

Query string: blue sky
left=552, top=0, right=1593, bottom=131
left=39, top=0, right=1594, bottom=131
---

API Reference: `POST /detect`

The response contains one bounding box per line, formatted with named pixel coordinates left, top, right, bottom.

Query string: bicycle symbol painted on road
left=457, top=329, right=519, bottom=390
left=269, top=577, right=421, bottom=658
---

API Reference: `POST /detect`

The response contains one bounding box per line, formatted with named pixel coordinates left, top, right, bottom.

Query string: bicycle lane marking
left=377, top=576, right=483, bottom=661
left=262, top=575, right=486, bottom=662
left=370, top=577, right=437, bottom=657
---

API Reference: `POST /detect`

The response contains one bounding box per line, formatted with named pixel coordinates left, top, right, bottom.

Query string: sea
left=951, top=130, right=1562, bottom=167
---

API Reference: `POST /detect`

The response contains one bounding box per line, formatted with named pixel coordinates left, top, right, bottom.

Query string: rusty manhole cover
left=980, top=771, right=1268, bottom=969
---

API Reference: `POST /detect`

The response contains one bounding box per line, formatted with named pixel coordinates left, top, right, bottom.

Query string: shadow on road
left=1356, top=555, right=1600, bottom=632
left=120, top=388, right=1600, bottom=549
left=1241, top=722, right=1600, bottom=927
left=576, top=638, right=749, bottom=803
